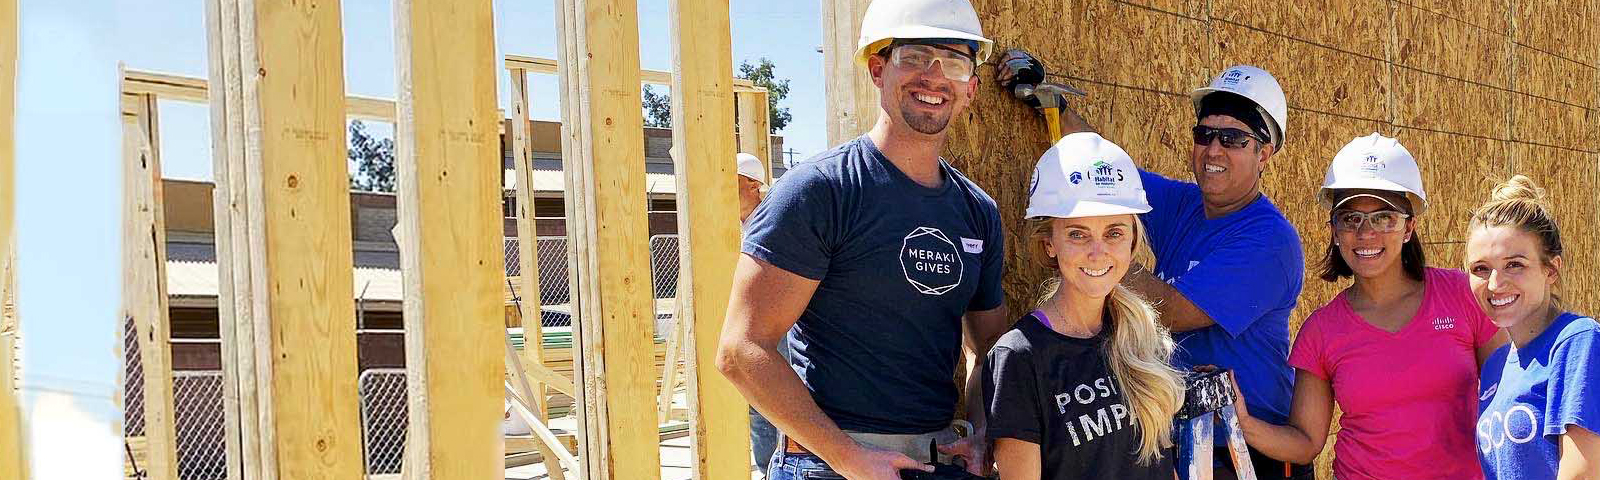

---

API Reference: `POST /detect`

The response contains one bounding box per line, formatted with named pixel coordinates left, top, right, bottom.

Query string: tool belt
left=784, top=424, right=962, bottom=463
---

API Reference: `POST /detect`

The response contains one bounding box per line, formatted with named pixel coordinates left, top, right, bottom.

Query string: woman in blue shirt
left=1466, top=175, right=1600, bottom=479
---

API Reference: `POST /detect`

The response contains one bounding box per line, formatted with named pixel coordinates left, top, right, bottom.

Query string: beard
left=901, top=105, right=953, bottom=134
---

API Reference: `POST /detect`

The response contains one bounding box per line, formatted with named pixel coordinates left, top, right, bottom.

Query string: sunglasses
left=1332, top=209, right=1411, bottom=233
left=888, top=44, right=976, bottom=82
left=1192, top=125, right=1267, bottom=149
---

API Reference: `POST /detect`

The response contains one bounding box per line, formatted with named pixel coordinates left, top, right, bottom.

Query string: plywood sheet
left=1391, top=127, right=1513, bottom=244
left=1510, top=92, right=1596, bottom=152
left=1211, top=0, right=1389, bottom=59
left=1513, top=47, right=1598, bottom=108
left=1403, top=0, right=1512, bottom=34
left=1392, top=3, right=1512, bottom=89
left=1392, top=68, right=1511, bottom=139
left=1213, top=22, right=1390, bottom=121
left=1514, top=0, right=1597, bottom=66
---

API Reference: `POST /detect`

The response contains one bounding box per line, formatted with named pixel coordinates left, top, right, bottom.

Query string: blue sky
left=15, top=0, right=828, bottom=473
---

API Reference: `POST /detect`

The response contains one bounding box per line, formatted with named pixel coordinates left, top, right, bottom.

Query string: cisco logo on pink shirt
left=1431, top=317, right=1457, bottom=330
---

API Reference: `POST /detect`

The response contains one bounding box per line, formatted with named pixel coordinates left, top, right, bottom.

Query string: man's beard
left=900, top=98, right=953, bottom=135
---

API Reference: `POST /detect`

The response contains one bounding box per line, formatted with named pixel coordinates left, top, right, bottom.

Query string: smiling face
left=1465, top=225, right=1562, bottom=328
left=867, top=44, right=979, bottom=136
left=1332, top=195, right=1415, bottom=280
left=1190, top=114, right=1274, bottom=215
left=1043, top=215, right=1137, bottom=300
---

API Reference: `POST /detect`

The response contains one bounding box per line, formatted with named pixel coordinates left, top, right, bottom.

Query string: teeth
left=1204, top=164, right=1225, bottom=173
left=1489, top=295, right=1518, bottom=307
left=1354, top=248, right=1382, bottom=257
left=1081, top=266, right=1111, bottom=277
left=914, top=93, right=944, bottom=105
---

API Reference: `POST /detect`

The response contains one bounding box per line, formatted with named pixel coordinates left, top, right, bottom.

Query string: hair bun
left=1490, top=175, right=1549, bottom=204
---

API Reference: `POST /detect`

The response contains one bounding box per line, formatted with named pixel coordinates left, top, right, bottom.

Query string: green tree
left=641, top=85, right=672, bottom=128
left=737, top=58, right=792, bottom=133
left=348, top=120, right=396, bottom=193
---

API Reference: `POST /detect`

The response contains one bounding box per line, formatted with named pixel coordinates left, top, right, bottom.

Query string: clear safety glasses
left=889, top=44, right=976, bottom=82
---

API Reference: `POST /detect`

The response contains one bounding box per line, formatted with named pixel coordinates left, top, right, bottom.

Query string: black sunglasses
left=1192, top=125, right=1267, bottom=149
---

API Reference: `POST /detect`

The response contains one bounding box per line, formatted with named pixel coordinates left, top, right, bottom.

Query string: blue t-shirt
left=1137, top=170, right=1302, bottom=427
left=1477, top=312, right=1600, bottom=480
left=742, top=136, right=1006, bottom=434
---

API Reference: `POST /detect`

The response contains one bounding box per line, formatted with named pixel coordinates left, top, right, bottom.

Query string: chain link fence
left=648, top=235, right=680, bottom=299
left=173, top=371, right=227, bottom=480
left=359, top=368, right=409, bottom=477
left=124, top=316, right=145, bottom=438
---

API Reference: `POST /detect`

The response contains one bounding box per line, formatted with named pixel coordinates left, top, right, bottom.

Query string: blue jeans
left=750, top=408, right=780, bottom=477
left=765, top=450, right=845, bottom=480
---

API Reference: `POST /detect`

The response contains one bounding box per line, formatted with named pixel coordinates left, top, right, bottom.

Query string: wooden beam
left=201, top=1, right=260, bottom=478
left=122, top=69, right=394, bottom=122
left=220, top=2, right=365, bottom=479
left=736, top=90, right=773, bottom=183
left=504, top=54, right=764, bottom=93
left=669, top=0, right=750, bottom=477
left=507, top=63, right=570, bottom=480
left=821, top=0, right=878, bottom=145
left=0, top=0, right=24, bottom=475
left=121, top=89, right=179, bottom=480
left=555, top=0, right=662, bottom=477
left=393, top=1, right=506, bottom=478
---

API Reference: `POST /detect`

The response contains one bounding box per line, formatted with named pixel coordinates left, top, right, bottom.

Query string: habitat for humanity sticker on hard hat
left=1025, top=132, right=1151, bottom=219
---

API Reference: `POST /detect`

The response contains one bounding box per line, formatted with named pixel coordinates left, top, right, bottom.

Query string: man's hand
left=831, top=444, right=933, bottom=480
left=936, top=430, right=990, bottom=475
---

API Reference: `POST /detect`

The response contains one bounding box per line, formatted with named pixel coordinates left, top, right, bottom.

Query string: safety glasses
left=1191, top=125, right=1267, bottom=150
left=1332, top=209, right=1411, bottom=233
left=889, top=44, right=976, bottom=82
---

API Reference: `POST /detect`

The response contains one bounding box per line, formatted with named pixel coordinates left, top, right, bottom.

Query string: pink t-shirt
left=1288, top=268, right=1498, bottom=480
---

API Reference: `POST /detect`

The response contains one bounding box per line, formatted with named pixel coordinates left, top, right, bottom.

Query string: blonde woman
left=1467, top=176, right=1600, bottom=480
left=984, top=133, right=1185, bottom=479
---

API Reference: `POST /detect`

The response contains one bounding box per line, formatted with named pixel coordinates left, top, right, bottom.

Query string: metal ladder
left=1176, top=369, right=1258, bottom=480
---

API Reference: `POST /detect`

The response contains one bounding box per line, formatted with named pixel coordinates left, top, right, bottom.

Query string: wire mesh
left=173, top=371, right=226, bottom=480
left=359, top=368, right=408, bottom=477
left=124, top=315, right=145, bottom=438
left=648, top=235, right=680, bottom=299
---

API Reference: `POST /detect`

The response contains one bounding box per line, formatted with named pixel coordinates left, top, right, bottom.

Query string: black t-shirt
left=983, top=312, right=1175, bottom=480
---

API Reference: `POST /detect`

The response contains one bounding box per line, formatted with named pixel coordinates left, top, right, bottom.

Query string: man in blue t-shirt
left=1021, top=60, right=1308, bottom=479
left=716, top=2, right=1011, bottom=480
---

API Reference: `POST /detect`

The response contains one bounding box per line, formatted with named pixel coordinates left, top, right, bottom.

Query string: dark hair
left=1469, top=175, right=1564, bottom=299
left=1319, top=229, right=1427, bottom=282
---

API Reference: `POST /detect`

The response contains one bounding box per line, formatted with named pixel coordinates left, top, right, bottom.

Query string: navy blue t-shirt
left=742, top=136, right=1006, bottom=434
left=1477, top=312, right=1600, bottom=480
left=1137, top=170, right=1302, bottom=428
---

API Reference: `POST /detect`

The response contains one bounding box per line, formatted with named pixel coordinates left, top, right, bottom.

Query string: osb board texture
left=940, top=1, right=1599, bottom=476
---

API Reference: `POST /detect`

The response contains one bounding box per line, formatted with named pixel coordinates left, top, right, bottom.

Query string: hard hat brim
left=856, top=25, right=994, bottom=67
left=1025, top=200, right=1152, bottom=220
left=1319, top=181, right=1428, bottom=215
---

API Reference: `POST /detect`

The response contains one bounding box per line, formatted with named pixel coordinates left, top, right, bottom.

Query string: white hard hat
left=736, top=152, right=766, bottom=184
left=1320, top=133, right=1427, bottom=215
left=1025, top=132, right=1151, bottom=219
left=1192, top=65, right=1288, bottom=148
left=855, top=0, right=994, bottom=67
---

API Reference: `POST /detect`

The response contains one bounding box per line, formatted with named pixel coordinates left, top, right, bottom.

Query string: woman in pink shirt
left=1229, top=133, right=1506, bottom=479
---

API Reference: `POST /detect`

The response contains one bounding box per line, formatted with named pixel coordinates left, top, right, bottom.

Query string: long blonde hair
left=1028, top=217, right=1185, bottom=464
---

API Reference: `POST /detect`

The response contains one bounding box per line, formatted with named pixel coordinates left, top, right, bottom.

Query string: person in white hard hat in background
left=718, top=0, right=1012, bottom=478
left=736, top=152, right=768, bottom=226
left=1223, top=133, right=1504, bottom=479
left=985, top=132, right=1185, bottom=480
left=1000, top=55, right=1309, bottom=478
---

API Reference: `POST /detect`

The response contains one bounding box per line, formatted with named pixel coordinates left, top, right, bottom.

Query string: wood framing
left=555, top=0, right=663, bottom=477
left=668, top=0, right=750, bottom=477
left=821, top=0, right=878, bottom=145
left=507, top=65, right=571, bottom=480
left=505, top=54, right=763, bottom=93
left=0, top=0, right=24, bottom=475
left=207, top=1, right=366, bottom=478
left=202, top=1, right=260, bottom=478
left=121, top=88, right=179, bottom=480
left=736, top=90, right=773, bottom=183
left=392, top=1, right=506, bottom=478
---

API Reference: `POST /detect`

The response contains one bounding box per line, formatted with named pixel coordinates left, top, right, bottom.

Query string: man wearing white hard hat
left=736, top=152, right=768, bottom=225
left=1000, top=55, right=1309, bottom=478
left=718, top=0, right=1011, bottom=478
left=1224, top=133, right=1504, bottom=479
left=985, top=132, right=1185, bottom=479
